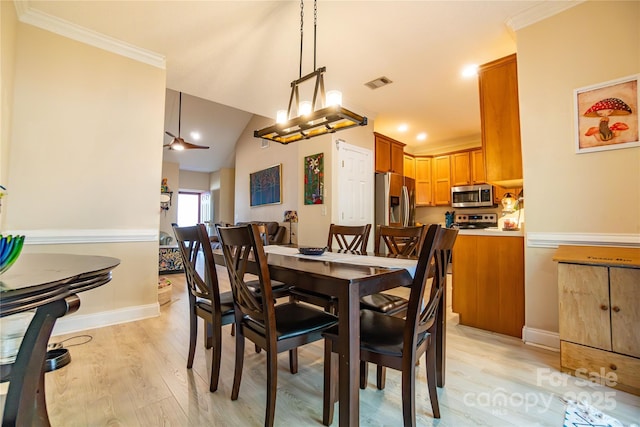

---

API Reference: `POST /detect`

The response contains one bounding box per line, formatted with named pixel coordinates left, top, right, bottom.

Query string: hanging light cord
left=299, top=0, right=304, bottom=79
left=313, top=0, right=317, bottom=71
left=178, top=92, right=182, bottom=137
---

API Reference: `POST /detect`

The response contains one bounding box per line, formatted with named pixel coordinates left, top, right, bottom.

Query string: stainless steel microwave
left=451, top=184, right=495, bottom=208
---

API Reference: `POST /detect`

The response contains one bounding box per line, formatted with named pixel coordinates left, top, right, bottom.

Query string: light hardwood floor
left=30, top=267, right=640, bottom=426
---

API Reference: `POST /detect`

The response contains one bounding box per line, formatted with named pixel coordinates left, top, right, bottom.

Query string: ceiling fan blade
left=165, top=130, right=176, bottom=138
left=181, top=140, right=210, bottom=150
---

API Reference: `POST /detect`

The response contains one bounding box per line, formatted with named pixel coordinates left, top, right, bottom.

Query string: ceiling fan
left=164, top=92, right=209, bottom=150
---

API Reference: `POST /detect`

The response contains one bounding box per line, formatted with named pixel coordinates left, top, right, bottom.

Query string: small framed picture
left=574, top=74, right=639, bottom=154
left=249, top=164, right=282, bottom=207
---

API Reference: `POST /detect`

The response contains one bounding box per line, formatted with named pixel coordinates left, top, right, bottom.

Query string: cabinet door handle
left=610, top=364, right=617, bottom=371
left=600, top=304, right=609, bottom=311
left=612, top=306, right=620, bottom=313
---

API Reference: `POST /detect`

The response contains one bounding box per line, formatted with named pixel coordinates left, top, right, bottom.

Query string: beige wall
left=3, top=17, right=166, bottom=330
left=179, top=169, right=209, bottom=192
left=218, top=168, right=235, bottom=225
left=0, top=1, right=17, bottom=226
left=517, top=1, right=639, bottom=342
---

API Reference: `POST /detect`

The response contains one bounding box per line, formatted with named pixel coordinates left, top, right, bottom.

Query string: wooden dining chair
left=288, top=223, right=372, bottom=313
left=323, top=224, right=458, bottom=426
left=173, top=223, right=235, bottom=392
left=216, top=224, right=338, bottom=427
left=359, top=225, right=427, bottom=317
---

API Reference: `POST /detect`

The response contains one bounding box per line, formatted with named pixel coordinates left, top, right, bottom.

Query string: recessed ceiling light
left=398, top=124, right=408, bottom=132
left=461, top=64, right=478, bottom=78
left=190, top=131, right=201, bottom=141
left=417, top=133, right=427, bottom=141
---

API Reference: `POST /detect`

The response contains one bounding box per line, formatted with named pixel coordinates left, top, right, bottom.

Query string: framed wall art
left=250, top=164, right=282, bottom=207
left=304, top=152, right=324, bottom=205
left=574, top=74, right=639, bottom=154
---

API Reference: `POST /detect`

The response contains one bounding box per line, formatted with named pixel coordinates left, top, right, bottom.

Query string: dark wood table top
left=0, top=253, right=120, bottom=317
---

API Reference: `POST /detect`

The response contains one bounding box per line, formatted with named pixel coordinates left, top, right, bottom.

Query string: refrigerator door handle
left=401, top=185, right=409, bottom=227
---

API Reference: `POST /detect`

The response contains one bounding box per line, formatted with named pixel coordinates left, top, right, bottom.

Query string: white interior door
left=335, top=140, right=374, bottom=242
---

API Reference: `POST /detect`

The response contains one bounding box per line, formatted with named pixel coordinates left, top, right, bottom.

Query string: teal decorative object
left=0, top=235, right=25, bottom=274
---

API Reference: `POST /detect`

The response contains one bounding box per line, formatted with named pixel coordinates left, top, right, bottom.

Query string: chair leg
left=376, top=365, right=386, bottom=390
left=255, top=344, right=261, bottom=354
left=322, top=339, right=337, bottom=426
left=426, top=339, right=441, bottom=418
left=265, top=347, right=278, bottom=427
left=360, top=361, right=368, bottom=389
left=230, top=323, right=235, bottom=336
left=210, top=322, right=222, bottom=392
left=205, top=321, right=213, bottom=349
left=187, top=313, right=197, bottom=369
left=231, top=324, right=245, bottom=401
left=401, top=358, right=417, bottom=427
left=289, top=349, right=298, bottom=374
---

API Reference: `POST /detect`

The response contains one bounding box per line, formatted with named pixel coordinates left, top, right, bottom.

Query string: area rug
left=563, top=399, right=625, bottom=427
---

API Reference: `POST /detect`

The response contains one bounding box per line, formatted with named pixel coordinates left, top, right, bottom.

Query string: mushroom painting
left=583, top=98, right=632, bottom=141
left=575, top=75, right=639, bottom=153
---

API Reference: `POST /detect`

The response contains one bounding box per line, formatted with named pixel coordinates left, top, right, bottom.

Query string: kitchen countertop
left=456, top=227, right=524, bottom=237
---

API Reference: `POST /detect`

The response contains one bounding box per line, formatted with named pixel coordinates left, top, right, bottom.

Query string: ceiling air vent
left=365, top=76, right=393, bottom=90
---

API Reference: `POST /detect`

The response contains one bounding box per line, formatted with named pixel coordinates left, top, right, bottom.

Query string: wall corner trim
left=52, top=303, right=160, bottom=337
left=506, top=0, right=585, bottom=32
left=527, top=232, right=640, bottom=249
left=15, top=1, right=166, bottom=69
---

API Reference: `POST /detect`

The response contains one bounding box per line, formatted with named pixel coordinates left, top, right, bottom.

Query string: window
left=177, top=192, right=200, bottom=226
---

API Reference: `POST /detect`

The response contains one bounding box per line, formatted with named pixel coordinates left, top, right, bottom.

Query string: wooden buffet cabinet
left=452, top=232, right=524, bottom=338
left=553, top=245, right=640, bottom=396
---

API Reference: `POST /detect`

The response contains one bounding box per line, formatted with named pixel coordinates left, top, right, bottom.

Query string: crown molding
left=13, top=1, right=165, bottom=69
left=527, top=232, right=640, bottom=249
left=506, top=1, right=585, bottom=32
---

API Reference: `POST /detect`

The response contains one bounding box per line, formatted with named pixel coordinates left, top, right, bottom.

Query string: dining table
left=214, top=245, right=448, bottom=426
left=0, top=253, right=120, bottom=427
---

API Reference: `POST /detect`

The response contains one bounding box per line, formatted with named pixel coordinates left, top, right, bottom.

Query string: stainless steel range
left=454, top=213, right=498, bottom=229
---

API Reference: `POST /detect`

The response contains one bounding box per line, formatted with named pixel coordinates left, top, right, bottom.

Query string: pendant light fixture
left=254, top=0, right=367, bottom=145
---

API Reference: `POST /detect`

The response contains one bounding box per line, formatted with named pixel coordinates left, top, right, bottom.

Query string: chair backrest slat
left=374, top=225, right=425, bottom=257
left=216, top=224, right=275, bottom=325
left=173, top=223, right=223, bottom=309
left=326, top=224, right=371, bottom=254
left=403, top=225, right=458, bottom=353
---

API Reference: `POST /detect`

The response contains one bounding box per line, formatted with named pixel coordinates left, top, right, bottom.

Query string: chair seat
left=323, top=310, right=428, bottom=357
left=196, top=290, right=235, bottom=316
left=245, top=279, right=291, bottom=300
left=244, top=302, right=337, bottom=341
left=359, top=293, right=408, bottom=315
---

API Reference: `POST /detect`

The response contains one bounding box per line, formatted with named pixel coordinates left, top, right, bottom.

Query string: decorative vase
left=0, top=235, right=25, bottom=275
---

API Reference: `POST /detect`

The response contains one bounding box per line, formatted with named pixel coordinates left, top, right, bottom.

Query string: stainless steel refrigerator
left=375, top=173, right=416, bottom=227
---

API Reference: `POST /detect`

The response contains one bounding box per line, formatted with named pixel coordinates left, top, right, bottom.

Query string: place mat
left=264, top=246, right=417, bottom=277
left=562, top=399, right=625, bottom=427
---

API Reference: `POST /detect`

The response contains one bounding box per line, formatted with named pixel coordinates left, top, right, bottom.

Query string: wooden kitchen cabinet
left=452, top=234, right=524, bottom=338
left=433, top=155, right=451, bottom=205
left=374, top=132, right=405, bottom=174
left=415, top=156, right=433, bottom=206
left=451, top=149, right=486, bottom=187
left=479, top=54, right=522, bottom=187
left=554, top=245, right=640, bottom=396
left=404, top=154, right=415, bottom=179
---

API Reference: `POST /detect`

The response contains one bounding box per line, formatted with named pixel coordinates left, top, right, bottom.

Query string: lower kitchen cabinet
left=553, top=245, right=640, bottom=396
left=452, top=233, right=524, bottom=338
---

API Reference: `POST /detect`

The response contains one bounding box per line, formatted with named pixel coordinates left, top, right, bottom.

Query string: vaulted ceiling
left=21, top=1, right=580, bottom=172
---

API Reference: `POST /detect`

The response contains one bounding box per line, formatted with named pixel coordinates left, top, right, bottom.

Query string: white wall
left=517, top=0, right=639, bottom=347
left=2, top=13, right=166, bottom=332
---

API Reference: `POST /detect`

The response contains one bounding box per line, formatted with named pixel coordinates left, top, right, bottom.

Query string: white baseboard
left=52, top=303, right=160, bottom=337
left=522, top=326, right=560, bottom=351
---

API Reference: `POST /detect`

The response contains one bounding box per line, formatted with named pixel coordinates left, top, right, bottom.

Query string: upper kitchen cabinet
left=375, top=132, right=405, bottom=175
left=404, top=154, right=416, bottom=179
left=451, top=149, right=485, bottom=187
left=415, top=157, right=433, bottom=206
left=433, top=155, right=451, bottom=205
left=479, top=54, right=523, bottom=188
